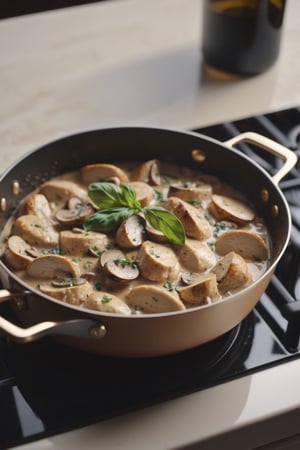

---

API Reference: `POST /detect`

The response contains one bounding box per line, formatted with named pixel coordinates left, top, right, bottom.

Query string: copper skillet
left=0, top=127, right=297, bottom=357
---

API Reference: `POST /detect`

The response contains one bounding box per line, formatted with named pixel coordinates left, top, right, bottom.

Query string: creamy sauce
left=2, top=160, right=271, bottom=315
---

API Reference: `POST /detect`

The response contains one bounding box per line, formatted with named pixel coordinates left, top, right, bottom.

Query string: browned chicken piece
left=27, top=254, right=81, bottom=279
left=60, top=229, right=109, bottom=256
left=84, top=291, right=131, bottom=314
left=39, top=179, right=89, bottom=206
left=12, top=214, right=59, bottom=248
left=129, top=181, right=155, bottom=207
left=23, top=193, right=52, bottom=218
left=80, top=163, right=129, bottom=184
left=165, top=197, right=212, bottom=240
left=211, top=194, right=255, bottom=224
left=127, top=285, right=185, bottom=313
left=177, top=238, right=216, bottom=272
left=177, top=273, right=220, bottom=305
left=212, top=251, right=252, bottom=293
left=40, top=279, right=93, bottom=305
left=138, top=240, right=180, bottom=282
left=116, top=215, right=145, bottom=249
left=131, top=159, right=161, bottom=186
left=215, top=229, right=268, bottom=261
left=4, top=236, right=34, bottom=270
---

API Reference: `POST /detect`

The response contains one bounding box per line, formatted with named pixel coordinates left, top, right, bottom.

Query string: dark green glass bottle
left=201, top=0, right=286, bottom=76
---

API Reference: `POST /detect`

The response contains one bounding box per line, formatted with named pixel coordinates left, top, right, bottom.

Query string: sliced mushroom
left=23, top=193, right=52, bottom=218
left=27, top=254, right=81, bottom=279
left=99, top=249, right=125, bottom=268
left=168, top=182, right=212, bottom=202
left=138, top=240, right=180, bottom=282
left=60, top=229, right=109, bottom=256
left=131, top=159, right=161, bottom=186
left=56, top=203, right=94, bottom=226
left=127, top=285, right=185, bottom=313
left=177, top=273, right=220, bottom=305
left=211, top=251, right=251, bottom=293
left=177, top=238, right=216, bottom=273
left=215, top=229, right=268, bottom=261
left=4, top=236, right=35, bottom=270
left=129, top=181, right=155, bottom=207
left=103, top=258, right=139, bottom=283
left=39, top=280, right=92, bottom=305
left=165, top=197, right=212, bottom=240
left=80, top=163, right=129, bottom=184
left=84, top=292, right=131, bottom=314
left=39, top=180, right=89, bottom=206
left=116, top=215, right=145, bottom=249
left=211, top=194, right=255, bottom=224
left=12, top=214, right=59, bottom=248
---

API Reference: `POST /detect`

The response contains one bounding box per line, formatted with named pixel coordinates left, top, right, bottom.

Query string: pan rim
left=0, top=126, right=292, bottom=320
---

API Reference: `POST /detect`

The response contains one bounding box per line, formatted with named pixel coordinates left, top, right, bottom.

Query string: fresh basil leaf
left=83, top=207, right=134, bottom=231
left=143, top=206, right=185, bottom=245
left=88, top=182, right=141, bottom=210
left=88, top=183, right=124, bottom=209
left=119, top=183, right=140, bottom=209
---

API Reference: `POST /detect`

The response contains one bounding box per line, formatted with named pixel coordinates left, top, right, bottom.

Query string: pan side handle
left=224, top=132, right=298, bottom=185
left=0, top=289, right=106, bottom=343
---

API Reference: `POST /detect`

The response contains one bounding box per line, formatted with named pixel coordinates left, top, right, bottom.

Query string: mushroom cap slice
left=27, top=254, right=81, bottom=279
left=12, top=214, right=59, bottom=248
left=116, top=215, right=145, bottom=249
left=129, top=181, right=155, bottom=207
left=138, top=240, right=180, bottom=282
left=177, top=238, right=216, bottom=273
left=4, top=236, right=35, bottom=270
left=39, top=180, right=89, bottom=205
left=131, top=159, right=161, bottom=186
left=127, top=285, right=185, bottom=313
left=80, top=163, right=129, bottom=184
left=39, top=280, right=92, bottom=305
left=56, top=203, right=94, bottom=226
left=211, top=194, right=255, bottom=224
left=212, top=251, right=251, bottom=293
left=103, top=258, right=139, bottom=283
left=215, top=229, right=269, bottom=261
left=177, top=273, right=220, bottom=305
left=84, top=292, right=131, bottom=314
left=60, top=229, right=109, bottom=256
left=165, top=197, right=212, bottom=240
left=99, top=249, right=125, bottom=268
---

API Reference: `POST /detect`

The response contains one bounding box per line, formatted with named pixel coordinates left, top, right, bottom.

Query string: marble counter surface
left=0, top=0, right=300, bottom=173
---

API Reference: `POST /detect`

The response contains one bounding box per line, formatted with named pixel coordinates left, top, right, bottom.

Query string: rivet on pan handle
left=0, top=289, right=106, bottom=343
left=224, top=132, right=298, bottom=185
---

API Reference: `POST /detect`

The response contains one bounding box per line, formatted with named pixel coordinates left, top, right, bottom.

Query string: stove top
left=1, top=106, right=300, bottom=450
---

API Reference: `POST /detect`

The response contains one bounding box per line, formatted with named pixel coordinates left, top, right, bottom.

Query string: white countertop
left=1, top=0, right=300, bottom=173
left=1, top=0, right=300, bottom=449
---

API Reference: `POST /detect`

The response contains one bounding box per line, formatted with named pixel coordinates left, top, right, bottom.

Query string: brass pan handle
left=224, top=132, right=298, bottom=185
left=0, top=289, right=106, bottom=343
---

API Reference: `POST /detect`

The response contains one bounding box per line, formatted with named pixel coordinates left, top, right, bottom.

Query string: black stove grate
left=196, top=106, right=300, bottom=354
left=1, top=106, right=300, bottom=450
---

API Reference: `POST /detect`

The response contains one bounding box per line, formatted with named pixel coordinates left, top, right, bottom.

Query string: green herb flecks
left=84, top=182, right=185, bottom=245
left=114, top=257, right=139, bottom=268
